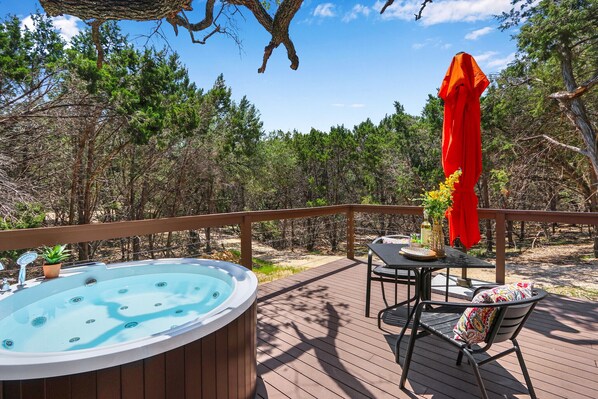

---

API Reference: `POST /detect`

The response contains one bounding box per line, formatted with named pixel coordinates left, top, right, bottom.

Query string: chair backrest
left=372, top=235, right=410, bottom=244
left=485, top=289, right=547, bottom=344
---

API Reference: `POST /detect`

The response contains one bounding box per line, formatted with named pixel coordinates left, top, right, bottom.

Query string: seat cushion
left=380, top=236, right=409, bottom=244
left=372, top=265, right=416, bottom=279
left=453, top=282, right=534, bottom=344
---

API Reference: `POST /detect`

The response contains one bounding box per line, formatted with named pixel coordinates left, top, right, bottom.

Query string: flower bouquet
left=420, top=170, right=462, bottom=256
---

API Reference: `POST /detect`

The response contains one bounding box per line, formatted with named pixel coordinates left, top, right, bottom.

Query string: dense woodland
left=1, top=1, right=597, bottom=262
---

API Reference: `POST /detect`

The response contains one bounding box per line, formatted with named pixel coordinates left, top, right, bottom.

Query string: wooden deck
left=254, top=258, right=598, bottom=399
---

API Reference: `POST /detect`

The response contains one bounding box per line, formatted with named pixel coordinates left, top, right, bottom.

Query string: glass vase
left=431, top=218, right=445, bottom=257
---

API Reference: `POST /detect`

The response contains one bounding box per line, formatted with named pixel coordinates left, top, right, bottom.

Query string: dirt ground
left=462, top=243, right=598, bottom=299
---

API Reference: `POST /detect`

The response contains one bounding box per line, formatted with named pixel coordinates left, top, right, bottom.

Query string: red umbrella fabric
left=438, top=52, right=489, bottom=249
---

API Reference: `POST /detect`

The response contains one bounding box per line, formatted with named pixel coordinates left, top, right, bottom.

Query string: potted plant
left=41, top=244, right=71, bottom=279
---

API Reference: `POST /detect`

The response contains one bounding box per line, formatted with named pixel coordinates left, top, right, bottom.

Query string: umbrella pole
left=453, top=237, right=473, bottom=287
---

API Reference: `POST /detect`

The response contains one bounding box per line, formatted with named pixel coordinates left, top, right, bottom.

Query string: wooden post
left=240, top=216, right=252, bottom=270
left=495, top=211, right=506, bottom=284
left=346, top=207, right=355, bottom=260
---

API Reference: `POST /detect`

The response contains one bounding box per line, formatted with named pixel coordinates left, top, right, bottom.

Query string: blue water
left=0, top=272, right=232, bottom=352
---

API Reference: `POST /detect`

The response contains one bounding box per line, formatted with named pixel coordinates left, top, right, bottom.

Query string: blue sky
left=1, top=0, right=518, bottom=133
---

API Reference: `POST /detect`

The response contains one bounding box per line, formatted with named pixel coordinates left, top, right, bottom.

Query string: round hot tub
left=0, top=258, right=258, bottom=399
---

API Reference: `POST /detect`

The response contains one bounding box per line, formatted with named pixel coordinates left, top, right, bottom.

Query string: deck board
left=255, top=258, right=598, bottom=399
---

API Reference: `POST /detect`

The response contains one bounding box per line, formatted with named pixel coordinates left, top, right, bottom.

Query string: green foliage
left=490, top=169, right=510, bottom=195
left=0, top=13, right=64, bottom=102
left=0, top=203, right=45, bottom=230
left=0, top=203, right=46, bottom=263
left=501, top=0, right=598, bottom=64
left=420, top=170, right=462, bottom=221
left=64, top=24, right=201, bottom=145
left=41, top=244, right=71, bottom=265
left=306, top=198, right=327, bottom=207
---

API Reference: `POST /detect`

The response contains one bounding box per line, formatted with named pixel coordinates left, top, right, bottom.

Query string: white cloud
left=20, top=15, right=34, bottom=31
left=51, top=16, right=81, bottom=42
left=375, top=0, right=511, bottom=26
left=314, top=3, right=336, bottom=18
left=21, top=14, right=82, bottom=43
left=486, top=52, right=516, bottom=70
left=472, top=51, right=499, bottom=63
left=343, top=4, right=371, bottom=22
left=412, top=37, right=452, bottom=50
left=350, top=103, right=366, bottom=108
left=465, top=26, right=493, bottom=40
left=472, top=51, right=516, bottom=71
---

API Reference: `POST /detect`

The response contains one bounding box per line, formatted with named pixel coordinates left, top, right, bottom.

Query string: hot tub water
left=0, top=272, right=232, bottom=352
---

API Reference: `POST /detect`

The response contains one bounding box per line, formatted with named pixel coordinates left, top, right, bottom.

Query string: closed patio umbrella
left=439, top=52, right=489, bottom=249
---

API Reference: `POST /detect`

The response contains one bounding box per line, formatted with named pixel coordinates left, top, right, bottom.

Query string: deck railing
left=1, top=205, right=597, bottom=284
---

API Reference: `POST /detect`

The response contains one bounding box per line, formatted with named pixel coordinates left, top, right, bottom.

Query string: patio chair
left=366, top=235, right=451, bottom=329
left=367, top=235, right=417, bottom=328
left=397, top=285, right=547, bottom=399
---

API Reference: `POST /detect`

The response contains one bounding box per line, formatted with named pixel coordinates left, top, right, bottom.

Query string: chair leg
left=456, top=350, right=464, bottom=366
left=380, top=280, right=389, bottom=307
left=513, top=339, right=537, bottom=399
left=445, top=268, right=450, bottom=302
left=463, top=350, right=489, bottom=399
left=406, top=274, right=411, bottom=316
left=365, top=256, right=372, bottom=317
left=398, top=323, right=419, bottom=388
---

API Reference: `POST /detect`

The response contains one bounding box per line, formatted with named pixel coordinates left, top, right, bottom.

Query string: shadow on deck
left=254, top=258, right=598, bottom=399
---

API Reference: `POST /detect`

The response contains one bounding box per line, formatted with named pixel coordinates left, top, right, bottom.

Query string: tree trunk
left=589, top=167, right=598, bottom=256
left=507, top=220, right=515, bottom=248
left=549, top=185, right=558, bottom=233
left=556, top=45, right=598, bottom=179
left=69, top=125, right=88, bottom=225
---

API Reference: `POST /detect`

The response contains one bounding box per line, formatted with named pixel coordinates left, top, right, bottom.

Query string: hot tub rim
left=0, top=258, right=257, bottom=380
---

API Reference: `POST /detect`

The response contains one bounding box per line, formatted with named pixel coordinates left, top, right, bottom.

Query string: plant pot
left=43, top=263, right=62, bottom=279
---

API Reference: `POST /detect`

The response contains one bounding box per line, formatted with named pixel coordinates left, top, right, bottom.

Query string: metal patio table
left=365, top=243, right=494, bottom=335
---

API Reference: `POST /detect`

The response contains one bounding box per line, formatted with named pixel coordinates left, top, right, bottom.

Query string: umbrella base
left=456, top=277, right=472, bottom=288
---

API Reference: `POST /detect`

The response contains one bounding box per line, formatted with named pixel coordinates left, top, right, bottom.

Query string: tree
left=38, top=0, right=433, bottom=73
left=500, top=0, right=598, bottom=181
left=0, top=14, right=66, bottom=217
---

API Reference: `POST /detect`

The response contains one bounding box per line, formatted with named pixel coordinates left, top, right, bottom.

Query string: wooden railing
left=1, top=205, right=597, bottom=284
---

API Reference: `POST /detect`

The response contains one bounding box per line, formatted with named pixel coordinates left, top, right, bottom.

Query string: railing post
left=240, top=216, right=253, bottom=270
left=495, top=211, right=506, bottom=284
left=347, top=206, right=355, bottom=260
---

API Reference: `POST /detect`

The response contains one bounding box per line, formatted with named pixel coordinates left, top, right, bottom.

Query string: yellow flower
left=421, top=170, right=462, bottom=221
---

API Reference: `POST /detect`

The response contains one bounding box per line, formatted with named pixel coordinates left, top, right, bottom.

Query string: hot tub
left=0, top=258, right=258, bottom=399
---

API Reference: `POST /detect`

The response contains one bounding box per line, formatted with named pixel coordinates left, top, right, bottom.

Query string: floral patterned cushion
left=453, top=282, right=534, bottom=344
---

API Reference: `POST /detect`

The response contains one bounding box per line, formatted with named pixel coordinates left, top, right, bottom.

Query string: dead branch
left=380, top=0, right=433, bottom=20
left=40, top=0, right=422, bottom=73
left=549, top=74, right=598, bottom=101
left=541, top=134, right=589, bottom=157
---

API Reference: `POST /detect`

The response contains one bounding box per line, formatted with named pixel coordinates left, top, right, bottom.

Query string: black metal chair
left=366, top=235, right=418, bottom=328
left=397, top=285, right=547, bottom=399
left=366, top=235, right=451, bottom=329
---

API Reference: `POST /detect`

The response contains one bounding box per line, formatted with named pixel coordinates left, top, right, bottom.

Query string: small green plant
left=410, top=234, right=422, bottom=244
left=42, top=245, right=71, bottom=265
